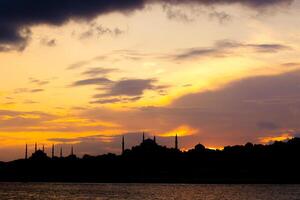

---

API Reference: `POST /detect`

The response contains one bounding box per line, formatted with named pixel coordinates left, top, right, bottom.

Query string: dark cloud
left=246, top=44, right=291, bottom=53
left=89, top=78, right=168, bottom=104
left=82, top=67, right=118, bottom=77
left=71, top=77, right=113, bottom=87
left=94, top=79, right=166, bottom=98
left=172, top=40, right=291, bottom=60
left=90, top=96, right=142, bottom=104
left=90, top=98, right=122, bottom=104
left=102, top=79, right=155, bottom=96
left=0, top=0, right=145, bottom=51
left=0, top=0, right=293, bottom=51
left=0, top=27, right=31, bottom=52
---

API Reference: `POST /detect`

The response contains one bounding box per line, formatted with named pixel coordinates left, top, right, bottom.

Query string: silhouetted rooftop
left=30, top=150, right=49, bottom=160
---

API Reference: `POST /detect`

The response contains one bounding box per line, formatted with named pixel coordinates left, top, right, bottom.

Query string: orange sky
left=0, top=0, right=300, bottom=160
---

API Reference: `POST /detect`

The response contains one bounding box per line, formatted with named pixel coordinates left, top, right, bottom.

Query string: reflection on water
left=0, top=183, right=300, bottom=200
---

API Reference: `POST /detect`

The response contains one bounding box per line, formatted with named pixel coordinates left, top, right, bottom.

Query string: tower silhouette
left=25, top=144, right=28, bottom=160
left=143, top=132, right=145, bottom=143
left=52, top=144, right=54, bottom=158
left=60, top=147, right=63, bottom=158
left=42, top=145, right=45, bottom=152
left=122, top=136, right=125, bottom=154
left=35, top=143, right=37, bottom=152
left=153, top=136, right=156, bottom=143
left=175, top=134, right=178, bottom=150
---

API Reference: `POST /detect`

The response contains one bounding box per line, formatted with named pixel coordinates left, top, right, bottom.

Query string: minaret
left=175, top=134, right=178, bottom=150
left=25, top=144, right=28, bottom=160
left=142, top=132, right=145, bottom=143
left=35, top=142, right=37, bottom=152
left=42, top=145, right=45, bottom=152
left=153, top=136, right=156, bottom=143
left=71, top=146, right=74, bottom=156
left=52, top=144, right=55, bottom=158
left=60, top=147, right=63, bottom=158
left=122, top=136, right=125, bottom=154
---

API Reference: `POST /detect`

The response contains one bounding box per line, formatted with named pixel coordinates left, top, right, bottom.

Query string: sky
left=0, top=0, right=300, bottom=161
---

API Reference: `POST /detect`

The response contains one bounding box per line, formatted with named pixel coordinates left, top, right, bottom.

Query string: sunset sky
left=1, top=0, right=300, bottom=160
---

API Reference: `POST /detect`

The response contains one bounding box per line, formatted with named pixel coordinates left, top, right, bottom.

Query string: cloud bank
left=0, top=0, right=293, bottom=51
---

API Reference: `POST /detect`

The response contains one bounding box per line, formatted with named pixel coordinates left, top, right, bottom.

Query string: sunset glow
left=1, top=0, right=300, bottom=161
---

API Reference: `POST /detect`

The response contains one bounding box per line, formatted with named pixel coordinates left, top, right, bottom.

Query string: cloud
left=14, top=88, right=45, bottom=94
left=0, top=110, right=55, bottom=132
left=0, top=0, right=293, bottom=51
left=87, top=78, right=168, bottom=104
left=71, top=77, right=113, bottom=87
left=0, top=27, right=31, bottom=52
left=99, top=79, right=156, bottom=97
left=0, top=109, right=118, bottom=133
left=78, top=23, right=125, bottom=40
left=67, top=55, right=114, bottom=70
left=30, top=89, right=44, bottom=93
left=5, top=69, right=300, bottom=156
left=29, top=78, right=50, bottom=86
left=90, top=96, right=142, bottom=104
left=82, top=67, right=118, bottom=77
left=172, top=40, right=292, bottom=60
left=257, top=121, right=279, bottom=130
left=40, top=38, right=56, bottom=47
left=162, top=4, right=233, bottom=24
left=67, top=61, right=91, bottom=70
left=94, top=78, right=168, bottom=98
left=79, top=69, right=300, bottom=148
left=162, top=4, right=195, bottom=23
left=209, top=11, right=232, bottom=24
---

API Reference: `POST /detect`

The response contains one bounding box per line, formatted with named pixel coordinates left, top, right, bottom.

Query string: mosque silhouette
left=1, top=134, right=300, bottom=183
left=26, top=133, right=179, bottom=160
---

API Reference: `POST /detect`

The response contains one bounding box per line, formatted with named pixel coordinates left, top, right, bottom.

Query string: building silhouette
left=122, top=136, right=125, bottom=154
left=30, top=149, right=48, bottom=160
left=175, top=134, right=178, bottom=150
left=60, top=147, right=63, bottom=158
left=52, top=144, right=55, bottom=158
left=6, top=136, right=300, bottom=183
left=142, top=132, right=145, bottom=143
left=25, top=144, right=28, bottom=160
left=71, top=146, right=74, bottom=156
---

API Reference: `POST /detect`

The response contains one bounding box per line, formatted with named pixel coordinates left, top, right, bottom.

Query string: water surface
left=0, top=183, right=299, bottom=200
